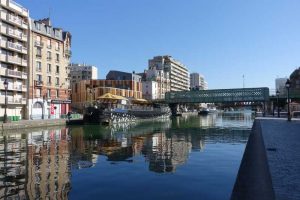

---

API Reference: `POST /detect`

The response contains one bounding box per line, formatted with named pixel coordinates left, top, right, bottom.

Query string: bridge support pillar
left=169, top=103, right=181, bottom=116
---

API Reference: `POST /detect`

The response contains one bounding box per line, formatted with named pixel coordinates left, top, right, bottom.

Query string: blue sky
left=19, top=0, right=300, bottom=89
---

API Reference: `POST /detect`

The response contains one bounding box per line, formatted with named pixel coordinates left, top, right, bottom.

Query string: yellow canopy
left=97, top=93, right=128, bottom=101
left=132, top=98, right=149, bottom=104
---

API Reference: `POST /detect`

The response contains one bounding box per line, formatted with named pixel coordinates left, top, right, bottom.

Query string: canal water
left=0, top=113, right=253, bottom=200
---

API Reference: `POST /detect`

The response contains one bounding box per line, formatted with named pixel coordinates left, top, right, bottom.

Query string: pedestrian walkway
left=231, top=118, right=300, bottom=200
left=259, top=118, right=300, bottom=200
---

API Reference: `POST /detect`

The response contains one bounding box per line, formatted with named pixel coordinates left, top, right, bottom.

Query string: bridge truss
left=165, top=87, right=270, bottom=104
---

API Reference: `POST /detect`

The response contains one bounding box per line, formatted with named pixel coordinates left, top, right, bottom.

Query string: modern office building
left=106, top=70, right=141, bottom=82
left=69, top=63, right=98, bottom=84
left=148, top=55, right=189, bottom=91
left=142, top=65, right=170, bottom=100
left=28, top=18, right=72, bottom=119
left=0, top=0, right=29, bottom=120
left=190, top=73, right=208, bottom=90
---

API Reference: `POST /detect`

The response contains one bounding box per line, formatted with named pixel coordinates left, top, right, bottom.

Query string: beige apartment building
left=149, top=55, right=189, bottom=91
left=28, top=18, right=71, bottom=119
left=0, top=0, right=29, bottom=120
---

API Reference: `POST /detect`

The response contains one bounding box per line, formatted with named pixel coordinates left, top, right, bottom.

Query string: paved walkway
left=259, top=118, right=300, bottom=200
left=231, top=118, right=300, bottom=200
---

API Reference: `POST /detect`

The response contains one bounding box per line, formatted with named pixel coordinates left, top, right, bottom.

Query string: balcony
left=7, top=41, right=27, bottom=54
left=0, top=94, right=26, bottom=104
left=34, top=41, right=44, bottom=47
left=36, top=54, right=42, bottom=58
left=6, top=55, right=27, bottom=67
left=0, top=0, right=29, bottom=17
left=47, top=44, right=52, bottom=49
left=7, top=28, right=27, bottom=41
left=47, top=57, right=52, bottom=61
left=65, top=50, right=72, bottom=57
left=7, top=14, right=28, bottom=29
left=47, top=82, right=52, bottom=86
left=0, top=68, right=27, bottom=79
left=34, top=80, right=43, bottom=87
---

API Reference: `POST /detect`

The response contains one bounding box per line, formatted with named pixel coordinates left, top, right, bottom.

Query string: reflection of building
left=0, top=134, right=27, bottom=199
left=144, top=132, right=191, bottom=173
left=0, top=0, right=29, bottom=120
left=28, top=18, right=72, bottom=119
left=26, top=128, right=71, bottom=199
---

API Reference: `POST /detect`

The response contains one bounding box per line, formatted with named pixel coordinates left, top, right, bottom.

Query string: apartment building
left=69, top=63, right=98, bottom=84
left=190, top=73, right=208, bottom=90
left=28, top=18, right=71, bottom=119
left=142, top=65, right=170, bottom=100
left=0, top=0, right=29, bottom=120
left=149, top=55, right=189, bottom=91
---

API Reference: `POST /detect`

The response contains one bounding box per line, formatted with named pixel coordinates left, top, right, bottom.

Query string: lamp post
left=276, top=90, right=280, bottom=118
left=3, top=79, right=8, bottom=123
left=285, top=79, right=291, bottom=121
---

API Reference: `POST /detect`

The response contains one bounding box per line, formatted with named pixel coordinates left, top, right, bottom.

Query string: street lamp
left=276, top=90, right=280, bottom=118
left=3, top=79, right=8, bottom=123
left=285, top=79, right=291, bottom=121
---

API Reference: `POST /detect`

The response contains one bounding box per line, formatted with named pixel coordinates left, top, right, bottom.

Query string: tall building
left=275, top=78, right=288, bottom=95
left=190, top=73, right=208, bottom=90
left=148, top=55, right=189, bottom=91
left=28, top=18, right=71, bottom=119
left=0, top=0, right=29, bottom=120
left=69, top=63, right=98, bottom=85
left=142, top=65, right=170, bottom=100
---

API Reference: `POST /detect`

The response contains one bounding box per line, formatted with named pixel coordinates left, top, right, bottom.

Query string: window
left=36, top=88, right=41, bottom=97
left=56, top=54, right=59, bottom=62
left=36, top=47, right=42, bottom=57
left=56, top=65, right=59, bottom=74
left=36, top=23, right=41, bottom=30
left=47, top=39, right=51, bottom=49
left=47, top=51, right=51, bottom=60
left=47, top=64, right=51, bottom=73
left=55, top=42, right=59, bottom=50
left=47, top=89, right=51, bottom=98
left=56, top=90, right=59, bottom=98
left=47, top=76, right=51, bottom=85
left=36, top=74, right=42, bottom=81
left=47, top=27, right=51, bottom=35
left=36, top=61, right=42, bottom=71
left=56, top=77, right=59, bottom=86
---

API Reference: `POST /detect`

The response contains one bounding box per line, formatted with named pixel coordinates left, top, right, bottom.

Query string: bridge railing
left=165, top=87, right=270, bottom=103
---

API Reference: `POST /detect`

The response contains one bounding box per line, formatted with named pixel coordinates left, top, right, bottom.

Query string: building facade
left=190, top=73, right=208, bottom=90
left=28, top=18, right=71, bottom=119
left=69, top=63, right=98, bottom=85
left=290, top=67, right=300, bottom=89
left=71, top=79, right=143, bottom=111
left=142, top=65, right=170, bottom=100
left=149, top=55, right=189, bottom=91
left=0, top=0, right=29, bottom=120
left=275, top=78, right=288, bottom=95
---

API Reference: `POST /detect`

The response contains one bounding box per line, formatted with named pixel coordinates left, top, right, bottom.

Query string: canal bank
left=231, top=118, right=300, bottom=200
left=0, top=119, right=67, bottom=131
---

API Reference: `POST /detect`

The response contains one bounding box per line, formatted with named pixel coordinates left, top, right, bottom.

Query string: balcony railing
left=47, top=57, right=52, bottom=61
left=7, top=28, right=27, bottom=40
left=0, top=96, right=26, bottom=104
left=34, top=80, right=43, bottom=87
left=7, top=41, right=26, bottom=52
left=35, top=41, right=44, bottom=47
left=65, top=50, right=72, bottom=57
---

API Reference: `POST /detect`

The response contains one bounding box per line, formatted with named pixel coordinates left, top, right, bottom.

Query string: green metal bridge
left=165, top=87, right=270, bottom=103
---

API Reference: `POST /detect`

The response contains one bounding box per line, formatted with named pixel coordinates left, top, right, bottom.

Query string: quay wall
left=231, top=119, right=275, bottom=200
left=1, top=119, right=67, bottom=132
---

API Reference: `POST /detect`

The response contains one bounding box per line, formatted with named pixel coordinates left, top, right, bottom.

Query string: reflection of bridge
left=165, top=88, right=270, bottom=116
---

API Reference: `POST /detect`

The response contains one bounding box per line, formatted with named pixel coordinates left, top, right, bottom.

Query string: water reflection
left=0, top=114, right=252, bottom=200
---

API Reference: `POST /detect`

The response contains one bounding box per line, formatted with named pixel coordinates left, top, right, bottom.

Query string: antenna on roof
left=48, top=6, right=52, bottom=19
